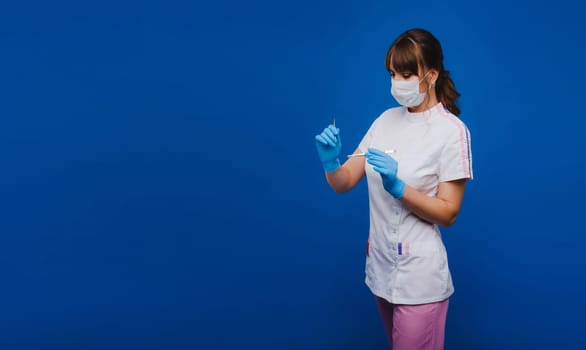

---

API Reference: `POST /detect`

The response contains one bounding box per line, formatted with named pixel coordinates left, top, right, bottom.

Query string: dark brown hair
left=385, top=28, right=461, bottom=116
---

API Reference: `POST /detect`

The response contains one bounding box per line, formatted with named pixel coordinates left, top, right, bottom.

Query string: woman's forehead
left=389, top=46, right=420, bottom=73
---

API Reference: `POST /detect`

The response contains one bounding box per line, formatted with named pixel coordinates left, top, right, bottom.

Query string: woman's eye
left=402, top=73, right=412, bottom=78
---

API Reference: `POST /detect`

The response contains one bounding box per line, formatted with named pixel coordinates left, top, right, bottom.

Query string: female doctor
left=314, top=28, right=473, bottom=350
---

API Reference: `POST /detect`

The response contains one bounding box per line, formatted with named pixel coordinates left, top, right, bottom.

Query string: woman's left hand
left=365, top=148, right=405, bottom=199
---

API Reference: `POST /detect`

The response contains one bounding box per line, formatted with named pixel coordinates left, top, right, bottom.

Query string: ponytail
left=436, top=70, right=460, bottom=116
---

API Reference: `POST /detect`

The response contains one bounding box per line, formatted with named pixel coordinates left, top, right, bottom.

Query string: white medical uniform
left=358, top=102, right=473, bottom=305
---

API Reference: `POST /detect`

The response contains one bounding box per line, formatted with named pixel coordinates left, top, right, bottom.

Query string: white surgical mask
left=390, top=71, right=431, bottom=107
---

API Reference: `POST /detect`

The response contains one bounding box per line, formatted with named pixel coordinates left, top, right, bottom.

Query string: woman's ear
left=429, top=69, right=439, bottom=88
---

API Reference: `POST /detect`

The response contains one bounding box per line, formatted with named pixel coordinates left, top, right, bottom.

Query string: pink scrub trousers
left=375, top=296, right=449, bottom=350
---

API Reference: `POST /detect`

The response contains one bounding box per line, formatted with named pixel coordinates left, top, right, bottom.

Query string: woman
left=314, top=28, right=473, bottom=350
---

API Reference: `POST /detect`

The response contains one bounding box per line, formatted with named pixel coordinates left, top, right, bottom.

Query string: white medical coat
left=358, top=103, right=473, bottom=305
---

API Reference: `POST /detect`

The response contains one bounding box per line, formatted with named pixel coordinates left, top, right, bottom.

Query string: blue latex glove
left=365, top=147, right=405, bottom=199
left=315, top=124, right=341, bottom=172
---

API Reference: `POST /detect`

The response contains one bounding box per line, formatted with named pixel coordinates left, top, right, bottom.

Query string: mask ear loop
left=418, top=70, right=435, bottom=91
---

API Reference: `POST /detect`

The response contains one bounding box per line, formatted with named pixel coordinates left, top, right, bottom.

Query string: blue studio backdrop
left=1, top=0, right=585, bottom=349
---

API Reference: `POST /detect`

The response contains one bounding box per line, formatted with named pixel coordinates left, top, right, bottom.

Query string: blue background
left=1, top=0, right=585, bottom=349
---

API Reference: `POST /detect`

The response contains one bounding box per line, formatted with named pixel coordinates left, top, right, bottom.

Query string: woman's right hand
left=315, top=124, right=342, bottom=172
